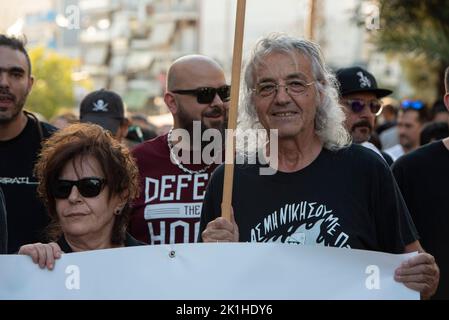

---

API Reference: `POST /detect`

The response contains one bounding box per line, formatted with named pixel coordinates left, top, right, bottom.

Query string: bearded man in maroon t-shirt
left=129, top=55, right=229, bottom=244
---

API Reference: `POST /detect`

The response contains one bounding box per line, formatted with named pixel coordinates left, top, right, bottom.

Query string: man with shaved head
left=165, top=55, right=229, bottom=134
left=129, top=55, right=229, bottom=244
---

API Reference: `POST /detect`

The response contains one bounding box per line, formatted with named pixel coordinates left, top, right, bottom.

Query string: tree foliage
left=26, top=47, right=77, bottom=120
left=374, top=0, right=449, bottom=63
left=371, top=0, right=449, bottom=98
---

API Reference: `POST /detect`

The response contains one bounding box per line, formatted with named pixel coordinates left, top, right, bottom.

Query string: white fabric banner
left=0, top=243, right=418, bottom=300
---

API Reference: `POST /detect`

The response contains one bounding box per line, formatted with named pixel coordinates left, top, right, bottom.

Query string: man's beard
left=399, top=134, right=413, bottom=149
left=350, top=119, right=373, bottom=144
left=0, top=91, right=26, bottom=124
left=177, top=104, right=227, bottom=149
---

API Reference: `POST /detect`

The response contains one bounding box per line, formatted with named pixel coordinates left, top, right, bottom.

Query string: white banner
left=0, top=243, right=418, bottom=300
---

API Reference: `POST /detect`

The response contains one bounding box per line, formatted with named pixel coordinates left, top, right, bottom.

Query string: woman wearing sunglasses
left=18, top=123, right=142, bottom=269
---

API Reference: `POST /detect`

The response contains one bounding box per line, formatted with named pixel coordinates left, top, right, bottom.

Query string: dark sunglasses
left=342, top=99, right=383, bottom=116
left=401, top=99, right=424, bottom=110
left=172, top=85, right=231, bottom=104
left=52, top=177, right=106, bottom=199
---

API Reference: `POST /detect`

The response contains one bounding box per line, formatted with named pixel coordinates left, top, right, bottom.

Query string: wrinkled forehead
left=253, top=51, right=314, bottom=83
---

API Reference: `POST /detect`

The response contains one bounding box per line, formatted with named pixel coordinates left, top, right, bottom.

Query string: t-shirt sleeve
left=198, top=166, right=224, bottom=242
left=374, top=162, right=419, bottom=253
left=391, top=159, right=405, bottom=190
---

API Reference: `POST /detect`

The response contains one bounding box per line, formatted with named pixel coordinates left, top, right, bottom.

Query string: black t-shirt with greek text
left=200, top=144, right=418, bottom=253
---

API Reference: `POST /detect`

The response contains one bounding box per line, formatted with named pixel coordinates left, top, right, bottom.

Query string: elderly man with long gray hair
left=199, top=33, right=439, bottom=299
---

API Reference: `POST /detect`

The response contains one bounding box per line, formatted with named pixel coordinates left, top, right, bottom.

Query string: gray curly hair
left=237, top=33, right=350, bottom=155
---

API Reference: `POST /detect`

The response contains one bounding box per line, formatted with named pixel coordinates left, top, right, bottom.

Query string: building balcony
left=79, top=0, right=120, bottom=14
left=150, top=11, right=199, bottom=23
left=79, top=29, right=111, bottom=43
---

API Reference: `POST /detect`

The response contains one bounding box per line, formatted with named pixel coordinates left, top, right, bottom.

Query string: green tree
left=26, top=47, right=77, bottom=120
left=370, top=0, right=449, bottom=100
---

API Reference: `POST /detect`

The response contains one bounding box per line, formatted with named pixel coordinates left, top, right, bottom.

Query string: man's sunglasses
left=401, top=99, right=425, bottom=110
left=172, top=85, right=231, bottom=104
left=341, top=99, right=383, bottom=116
left=52, top=177, right=106, bottom=199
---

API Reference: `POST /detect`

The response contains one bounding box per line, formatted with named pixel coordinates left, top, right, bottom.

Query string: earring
left=114, top=209, right=121, bottom=216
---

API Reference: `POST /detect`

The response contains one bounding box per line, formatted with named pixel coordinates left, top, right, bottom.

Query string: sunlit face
left=251, top=51, right=319, bottom=139
left=0, top=46, right=33, bottom=124
left=171, top=62, right=229, bottom=134
left=398, top=110, right=422, bottom=150
left=341, top=92, right=378, bottom=144
left=55, top=155, right=123, bottom=241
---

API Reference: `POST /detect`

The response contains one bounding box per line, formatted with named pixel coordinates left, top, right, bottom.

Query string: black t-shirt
left=200, top=144, right=418, bottom=253
left=57, top=233, right=145, bottom=253
left=392, top=141, right=449, bottom=299
left=381, top=151, right=394, bottom=166
left=0, top=186, right=7, bottom=254
left=0, top=116, right=56, bottom=253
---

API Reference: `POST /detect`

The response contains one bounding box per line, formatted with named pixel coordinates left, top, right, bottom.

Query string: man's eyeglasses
left=52, top=177, right=106, bottom=199
left=341, top=99, right=383, bottom=116
left=252, top=80, right=315, bottom=97
left=401, top=99, right=425, bottom=110
left=172, top=85, right=231, bottom=104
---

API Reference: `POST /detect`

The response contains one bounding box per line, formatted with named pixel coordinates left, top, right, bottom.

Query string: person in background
left=125, top=113, right=157, bottom=148
left=384, top=100, right=428, bottom=161
left=50, top=112, right=78, bottom=129
left=79, top=89, right=129, bottom=142
left=392, top=67, right=449, bottom=299
left=431, top=99, right=449, bottom=124
left=336, top=66, right=394, bottom=165
left=0, top=34, right=56, bottom=254
left=18, top=123, right=142, bottom=269
left=130, top=113, right=158, bottom=139
left=376, top=97, right=399, bottom=135
left=377, top=98, right=400, bottom=150
left=420, top=121, right=449, bottom=146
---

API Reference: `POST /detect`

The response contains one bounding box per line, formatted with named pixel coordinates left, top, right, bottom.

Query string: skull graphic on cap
left=92, top=100, right=109, bottom=112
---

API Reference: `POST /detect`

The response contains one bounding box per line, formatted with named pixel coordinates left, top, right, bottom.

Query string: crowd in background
left=1, top=32, right=447, bottom=299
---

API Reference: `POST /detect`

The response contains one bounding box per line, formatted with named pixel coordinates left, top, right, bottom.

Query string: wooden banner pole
left=221, top=0, right=246, bottom=221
